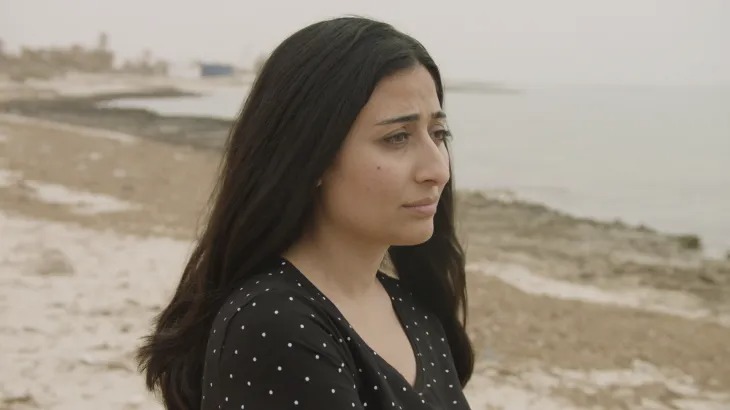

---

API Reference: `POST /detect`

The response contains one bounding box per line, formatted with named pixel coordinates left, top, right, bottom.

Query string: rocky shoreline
left=2, top=82, right=729, bottom=409
left=0, top=88, right=232, bottom=150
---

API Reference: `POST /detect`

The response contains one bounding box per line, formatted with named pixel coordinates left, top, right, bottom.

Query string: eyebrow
left=376, top=111, right=446, bottom=125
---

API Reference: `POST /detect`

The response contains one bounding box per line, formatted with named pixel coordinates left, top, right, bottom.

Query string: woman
left=137, top=16, right=474, bottom=410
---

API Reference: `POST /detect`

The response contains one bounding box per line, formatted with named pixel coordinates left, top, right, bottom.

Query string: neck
left=282, top=219, right=388, bottom=299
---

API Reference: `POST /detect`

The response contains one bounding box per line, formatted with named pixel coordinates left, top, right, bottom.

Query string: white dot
left=305, top=376, right=310, bottom=382
left=229, top=374, right=233, bottom=379
left=234, top=350, right=238, bottom=355
left=289, top=297, right=294, bottom=301
left=294, top=400, right=299, bottom=405
left=315, top=354, right=320, bottom=360
left=237, top=307, right=241, bottom=311
left=331, top=388, right=335, bottom=393
left=261, top=332, right=266, bottom=337
left=247, top=381, right=251, bottom=386
left=449, top=384, right=453, bottom=388
left=323, top=343, right=327, bottom=347
left=213, top=349, right=216, bottom=353
left=402, top=387, right=406, bottom=391
left=253, top=357, right=257, bottom=362
left=252, top=302, right=256, bottom=306
left=241, top=325, right=245, bottom=330
left=453, top=401, right=457, bottom=404
left=274, top=310, right=279, bottom=315
left=269, top=390, right=273, bottom=395
left=374, top=386, right=378, bottom=390
left=300, top=324, right=304, bottom=329
left=288, top=343, right=293, bottom=348
left=225, top=397, right=228, bottom=401
left=277, top=366, right=282, bottom=371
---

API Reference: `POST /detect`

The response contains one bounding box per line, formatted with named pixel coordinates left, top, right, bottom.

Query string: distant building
left=200, top=63, right=234, bottom=77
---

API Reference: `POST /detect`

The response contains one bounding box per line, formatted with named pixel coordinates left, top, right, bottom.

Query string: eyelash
left=385, top=129, right=452, bottom=145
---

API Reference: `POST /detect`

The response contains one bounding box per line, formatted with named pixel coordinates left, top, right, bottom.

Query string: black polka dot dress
left=201, top=257, right=471, bottom=410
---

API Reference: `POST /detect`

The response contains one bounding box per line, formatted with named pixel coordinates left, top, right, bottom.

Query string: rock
left=675, top=234, right=702, bottom=250
left=34, top=248, right=74, bottom=276
left=0, top=388, right=37, bottom=406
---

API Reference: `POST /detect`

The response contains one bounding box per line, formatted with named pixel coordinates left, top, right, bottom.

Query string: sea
left=102, top=84, right=730, bottom=258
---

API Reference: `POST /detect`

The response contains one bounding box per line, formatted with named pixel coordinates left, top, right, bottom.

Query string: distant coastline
left=443, top=80, right=520, bottom=94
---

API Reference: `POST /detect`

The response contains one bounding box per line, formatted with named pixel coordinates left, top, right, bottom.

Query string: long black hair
left=137, top=16, right=474, bottom=409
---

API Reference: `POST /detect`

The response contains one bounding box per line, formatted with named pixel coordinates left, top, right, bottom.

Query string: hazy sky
left=1, top=0, right=728, bottom=85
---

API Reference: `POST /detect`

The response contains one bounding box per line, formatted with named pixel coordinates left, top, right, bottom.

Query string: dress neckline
left=276, top=256, right=426, bottom=392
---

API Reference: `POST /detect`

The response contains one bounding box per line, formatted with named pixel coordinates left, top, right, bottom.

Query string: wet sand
left=1, top=75, right=729, bottom=409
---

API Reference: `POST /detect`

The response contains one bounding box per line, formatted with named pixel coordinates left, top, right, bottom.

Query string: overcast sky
left=1, top=0, right=728, bottom=85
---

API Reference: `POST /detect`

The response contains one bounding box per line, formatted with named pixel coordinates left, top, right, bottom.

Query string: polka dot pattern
left=200, top=257, right=470, bottom=409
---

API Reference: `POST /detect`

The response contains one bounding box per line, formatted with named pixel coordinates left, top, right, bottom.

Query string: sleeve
left=213, top=292, right=365, bottom=410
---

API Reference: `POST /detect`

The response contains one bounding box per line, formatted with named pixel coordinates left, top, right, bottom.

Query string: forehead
left=358, top=65, right=441, bottom=121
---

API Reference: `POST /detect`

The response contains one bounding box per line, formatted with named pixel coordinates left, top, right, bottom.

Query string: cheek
left=351, top=162, right=402, bottom=201
left=328, top=153, right=405, bottom=214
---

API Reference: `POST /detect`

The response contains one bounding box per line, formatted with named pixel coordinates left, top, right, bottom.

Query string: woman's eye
left=432, top=129, right=452, bottom=141
left=385, top=132, right=409, bottom=145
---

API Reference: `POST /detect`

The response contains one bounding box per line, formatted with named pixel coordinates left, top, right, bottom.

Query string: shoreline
left=0, top=88, right=723, bottom=256
left=1, top=89, right=728, bottom=312
left=2, top=77, right=730, bottom=409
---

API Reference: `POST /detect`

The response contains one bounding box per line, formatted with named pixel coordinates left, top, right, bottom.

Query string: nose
left=413, top=133, right=450, bottom=187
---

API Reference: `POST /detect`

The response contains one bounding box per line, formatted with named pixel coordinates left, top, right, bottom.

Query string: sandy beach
left=1, top=74, right=729, bottom=410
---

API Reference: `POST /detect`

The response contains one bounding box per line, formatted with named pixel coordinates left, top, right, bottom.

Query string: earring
left=316, top=179, right=322, bottom=187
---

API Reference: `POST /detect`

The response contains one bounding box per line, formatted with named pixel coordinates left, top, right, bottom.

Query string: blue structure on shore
left=199, top=63, right=234, bottom=77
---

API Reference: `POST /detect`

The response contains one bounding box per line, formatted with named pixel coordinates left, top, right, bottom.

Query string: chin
left=389, top=221, right=435, bottom=246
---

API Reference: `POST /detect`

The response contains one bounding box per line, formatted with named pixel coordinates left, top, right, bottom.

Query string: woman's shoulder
left=208, top=259, right=338, bottom=339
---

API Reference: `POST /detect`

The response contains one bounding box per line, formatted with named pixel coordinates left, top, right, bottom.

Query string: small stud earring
left=316, top=179, right=322, bottom=187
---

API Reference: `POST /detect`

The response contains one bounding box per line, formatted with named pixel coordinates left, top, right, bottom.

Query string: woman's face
left=317, top=64, right=451, bottom=247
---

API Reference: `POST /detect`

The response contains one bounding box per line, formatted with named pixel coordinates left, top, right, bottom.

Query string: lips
left=402, top=197, right=439, bottom=216
left=403, top=197, right=439, bottom=207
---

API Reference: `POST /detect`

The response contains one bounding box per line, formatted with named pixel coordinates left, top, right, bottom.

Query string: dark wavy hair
left=137, top=15, right=474, bottom=409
